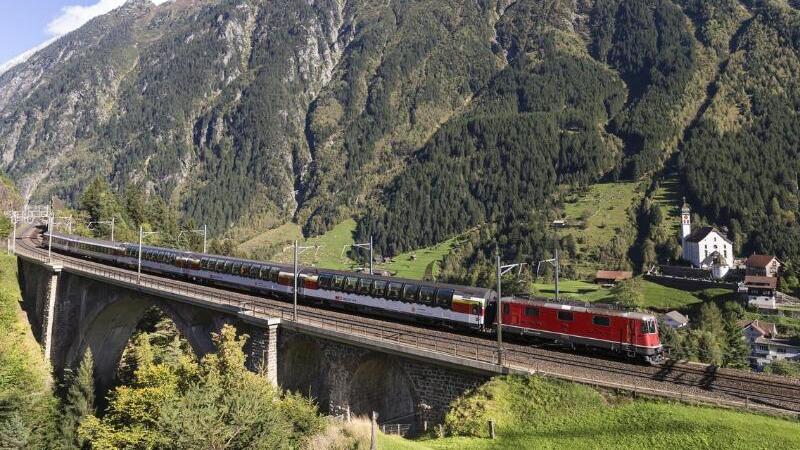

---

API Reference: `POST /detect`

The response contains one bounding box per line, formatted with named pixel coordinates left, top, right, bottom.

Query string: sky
left=0, top=0, right=169, bottom=69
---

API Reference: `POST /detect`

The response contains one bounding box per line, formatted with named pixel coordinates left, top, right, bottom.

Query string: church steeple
left=681, top=197, right=691, bottom=241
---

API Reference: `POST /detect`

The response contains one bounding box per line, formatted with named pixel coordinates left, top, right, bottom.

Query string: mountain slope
left=0, top=0, right=799, bottom=277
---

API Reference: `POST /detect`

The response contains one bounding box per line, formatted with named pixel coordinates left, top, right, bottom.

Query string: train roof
left=46, top=232, right=493, bottom=297
left=506, top=296, right=657, bottom=320
left=314, top=267, right=494, bottom=298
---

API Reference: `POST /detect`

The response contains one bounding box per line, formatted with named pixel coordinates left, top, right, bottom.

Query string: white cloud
left=46, top=0, right=172, bottom=37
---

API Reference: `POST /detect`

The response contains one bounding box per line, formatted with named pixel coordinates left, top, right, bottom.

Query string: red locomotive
left=496, top=297, right=662, bottom=363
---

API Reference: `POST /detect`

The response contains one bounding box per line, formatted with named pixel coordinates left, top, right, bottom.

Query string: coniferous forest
left=1, top=0, right=799, bottom=282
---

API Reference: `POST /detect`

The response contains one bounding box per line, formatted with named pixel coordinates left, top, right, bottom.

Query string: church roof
left=684, top=226, right=732, bottom=244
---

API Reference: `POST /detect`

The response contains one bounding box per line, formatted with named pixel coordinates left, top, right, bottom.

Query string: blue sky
left=0, top=1, right=168, bottom=67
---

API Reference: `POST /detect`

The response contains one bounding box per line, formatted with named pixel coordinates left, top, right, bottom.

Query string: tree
left=722, top=318, right=750, bottom=369
left=694, top=330, right=724, bottom=366
left=763, top=360, right=800, bottom=378
left=79, top=325, right=325, bottom=449
left=61, top=349, right=95, bottom=449
left=697, top=302, right=725, bottom=337
left=611, top=278, right=644, bottom=309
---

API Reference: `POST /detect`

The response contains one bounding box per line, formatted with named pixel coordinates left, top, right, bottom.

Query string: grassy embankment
left=237, top=219, right=457, bottom=279
left=379, top=375, right=800, bottom=450
left=0, top=254, right=54, bottom=445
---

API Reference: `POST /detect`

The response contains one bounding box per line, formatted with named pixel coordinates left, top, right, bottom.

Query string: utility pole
left=496, top=252, right=503, bottom=366
left=342, top=237, right=374, bottom=274
left=536, top=246, right=560, bottom=302
left=178, top=225, right=207, bottom=253
left=495, top=248, right=526, bottom=367
left=554, top=246, right=560, bottom=302
left=203, top=224, right=207, bottom=254
left=48, top=216, right=53, bottom=263
left=138, top=226, right=158, bottom=283
left=88, top=217, right=115, bottom=241
left=293, top=240, right=317, bottom=321
left=11, top=211, right=17, bottom=255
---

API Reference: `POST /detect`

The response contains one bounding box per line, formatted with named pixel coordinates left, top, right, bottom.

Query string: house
left=744, top=275, right=778, bottom=311
left=662, top=310, right=689, bottom=329
left=745, top=254, right=781, bottom=278
left=738, top=319, right=800, bottom=368
left=680, top=201, right=734, bottom=272
left=551, top=219, right=567, bottom=228
left=594, top=270, right=632, bottom=286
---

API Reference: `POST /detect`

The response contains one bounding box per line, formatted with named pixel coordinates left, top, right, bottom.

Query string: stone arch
left=278, top=334, right=328, bottom=409
left=348, top=353, right=417, bottom=423
left=63, top=280, right=217, bottom=396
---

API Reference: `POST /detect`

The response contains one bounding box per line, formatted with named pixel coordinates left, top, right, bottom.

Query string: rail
left=13, top=241, right=800, bottom=419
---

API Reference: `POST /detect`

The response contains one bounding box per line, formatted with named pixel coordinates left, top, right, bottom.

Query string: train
left=41, top=230, right=664, bottom=363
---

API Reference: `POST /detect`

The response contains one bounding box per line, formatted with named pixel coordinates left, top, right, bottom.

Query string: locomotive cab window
left=402, top=284, right=419, bottom=303
left=592, top=316, right=610, bottom=327
left=524, top=307, right=539, bottom=317
left=640, top=319, right=657, bottom=334
left=557, top=311, right=574, bottom=321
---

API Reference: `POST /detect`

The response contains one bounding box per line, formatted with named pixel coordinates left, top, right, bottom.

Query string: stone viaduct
left=17, top=256, right=501, bottom=428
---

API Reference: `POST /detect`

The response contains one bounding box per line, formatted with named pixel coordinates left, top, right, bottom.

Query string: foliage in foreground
left=382, top=375, right=800, bottom=450
left=79, top=325, right=325, bottom=449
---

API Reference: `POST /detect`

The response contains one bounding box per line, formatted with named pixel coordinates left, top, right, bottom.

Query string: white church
left=680, top=199, right=734, bottom=279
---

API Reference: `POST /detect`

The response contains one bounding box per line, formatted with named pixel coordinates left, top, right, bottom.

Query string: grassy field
left=529, top=278, right=702, bottom=310
left=639, top=279, right=702, bottom=310
left=242, top=219, right=458, bottom=280
left=560, top=182, right=640, bottom=248
left=650, top=175, right=683, bottom=239
left=379, top=375, right=800, bottom=450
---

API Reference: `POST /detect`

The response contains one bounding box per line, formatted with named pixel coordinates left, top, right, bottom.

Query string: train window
left=640, top=319, right=657, bottom=334
left=402, top=284, right=419, bottom=303
left=386, top=282, right=403, bottom=300
left=259, top=266, right=271, bottom=280
left=318, top=274, right=333, bottom=289
left=343, top=276, right=358, bottom=293
left=332, top=275, right=345, bottom=290
left=231, top=263, right=242, bottom=275
left=592, top=316, right=610, bottom=327
left=215, top=260, right=225, bottom=272
left=223, top=261, right=232, bottom=273
left=419, top=287, right=435, bottom=305
left=356, top=278, right=372, bottom=295
left=524, top=307, right=539, bottom=317
left=557, top=311, right=574, bottom=321
left=270, top=267, right=281, bottom=282
left=241, top=264, right=251, bottom=276
left=371, top=280, right=387, bottom=297
left=435, top=289, right=454, bottom=308
left=249, top=265, right=260, bottom=277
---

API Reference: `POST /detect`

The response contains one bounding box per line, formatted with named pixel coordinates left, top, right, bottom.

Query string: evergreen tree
left=61, top=349, right=95, bottom=449
left=611, top=278, right=644, bottom=309
left=723, top=318, right=751, bottom=369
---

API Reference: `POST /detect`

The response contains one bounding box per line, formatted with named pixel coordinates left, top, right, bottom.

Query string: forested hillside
left=1, top=0, right=799, bottom=282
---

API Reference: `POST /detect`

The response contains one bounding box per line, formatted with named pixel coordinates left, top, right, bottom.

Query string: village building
left=594, top=270, right=632, bottom=286
left=738, top=319, right=800, bottom=368
left=744, top=275, right=778, bottom=311
left=661, top=310, right=689, bottom=329
left=680, top=200, right=734, bottom=277
left=745, top=254, right=781, bottom=278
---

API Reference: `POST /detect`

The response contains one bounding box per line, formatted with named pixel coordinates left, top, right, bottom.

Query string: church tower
left=681, top=197, right=691, bottom=242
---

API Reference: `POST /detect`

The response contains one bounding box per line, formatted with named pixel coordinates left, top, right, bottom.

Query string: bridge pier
left=41, top=262, right=62, bottom=362
left=241, top=316, right=280, bottom=385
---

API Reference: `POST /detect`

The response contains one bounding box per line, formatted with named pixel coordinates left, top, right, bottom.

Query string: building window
left=757, top=344, right=768, bottom=352
left=778, top=348, right=786, bottom=354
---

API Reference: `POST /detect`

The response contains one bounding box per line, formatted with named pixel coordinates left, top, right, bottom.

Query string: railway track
left=15, top=228, right=800, bottom=416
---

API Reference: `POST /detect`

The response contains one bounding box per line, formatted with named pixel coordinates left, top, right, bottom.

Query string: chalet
left=738, top=319, right=800, bottom=368
left=680, top=200, right=734, bottom=276
left=745, top=254, right=781, bottom=278
left=744, top=275, right=778, bottom=311
left=594, top=270, right=632, bottom=286
left=661, top=310, right=689, bottom=329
